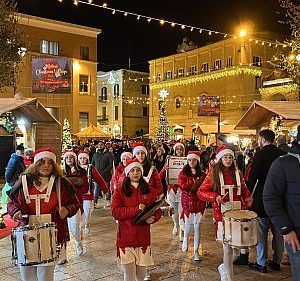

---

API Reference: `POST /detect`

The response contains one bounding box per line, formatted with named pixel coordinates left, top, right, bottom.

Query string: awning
left=235, top=100, right=300, bottom=130
left=0, top=98, right=60, bottom=124
left=195, top=124, right=256, bottom=135
left=75, top=124, right=110, bottom=138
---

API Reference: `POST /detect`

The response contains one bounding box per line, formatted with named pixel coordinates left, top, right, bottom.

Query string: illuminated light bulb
left=296, top=54, right=300, bottom=61
left=283, top=44, right=287, bottom=48
left=190, top=27, right=194, bottom=31
left=255, top=40, right=258, bottom=44
left=160, top=19, right=165, bottom=25
left=147, top=18, right=151, bottom=22
left=275, top=44, right=278, bottom=47
left=215, top=31, right=219, bottom=34
left=171, top=22, right=175, bottom=27
left=112, top=9, right=116, bottom=14
left=224, top=34, right=228, bottom=38
left=58, top=0, right=63, bottom=2
left=73, top=0, right=78, bottom=5
left=124, top=12, right=128, bottom=16
left=181, top=25, right=185, bottom=29
left=239, top=29, right=247, bottom=38
left=262, top=41, right=265, bottom=45
left=209, top=31, right=212, bottom=35
left=269, top=43, right=272, bottom=47
left=199, top=29, right=202, bottom=33
left=137, top=15, right=140, bottom=20
left=88, top=0, right=93, bottom=3
left=102, top=3, right=107, bottom=7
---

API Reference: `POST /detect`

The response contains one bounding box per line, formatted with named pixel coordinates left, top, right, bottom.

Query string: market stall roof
left=0, top=98, right=60, bottom=124
left=196, top=124, right=256, bottom=135
left=75, top=124, right=110, bottom=138
left=235, top=100, right=300, bottom=130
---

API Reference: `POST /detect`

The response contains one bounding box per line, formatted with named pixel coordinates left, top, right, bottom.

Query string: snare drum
left=222, top=210, right=258, bottom=248
left=160, top=206, right=174, bottom=217
left=11, top=222, right=59, bottom=265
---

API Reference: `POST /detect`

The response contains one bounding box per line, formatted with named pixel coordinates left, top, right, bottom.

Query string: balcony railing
left=97, top=115, right=109, bottom=125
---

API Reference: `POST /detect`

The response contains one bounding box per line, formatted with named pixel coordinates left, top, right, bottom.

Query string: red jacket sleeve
left=111, top=188, right=140, bottom=221
left=92, top=167, right=108, bottom=194
left=159, top=165, right=166, bottom=181
left=150, top=168, right=164, bottom=198
left=197, top=171, right=218, bottom=203
left=178, top=170, right=194, bottom=192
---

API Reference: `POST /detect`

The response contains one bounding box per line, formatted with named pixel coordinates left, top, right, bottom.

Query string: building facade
left=149, top=32, right=291, bottom=140
left=2, top=13, right=101, bottom=135
left=97, top=69, right=149, bottom=138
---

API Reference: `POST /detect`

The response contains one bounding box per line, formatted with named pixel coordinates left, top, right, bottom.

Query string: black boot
left=233, top=253, right=249, bottom=265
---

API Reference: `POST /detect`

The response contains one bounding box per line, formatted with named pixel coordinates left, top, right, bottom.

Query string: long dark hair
left=211, top=161, right=237, bottom=193
left=121, top=176, right=150, bottom=197
left=182, top=161, right=203, bottom=177
left=140, top=157, right=152, bottom=176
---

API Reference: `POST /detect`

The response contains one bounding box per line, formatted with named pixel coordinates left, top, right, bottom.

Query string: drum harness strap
left=22, top=175, right=55, bottom=221
left=143, top=166, right=154, bottom=183
left=219, top=170, right=241, bottom=203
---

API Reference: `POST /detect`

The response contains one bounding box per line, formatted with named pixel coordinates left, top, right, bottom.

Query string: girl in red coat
left=198, top=145, right=253, bottom=281
left=111, top=158, right=161, bottom=281
left=159, top=142, right=185, bottom=240
left=178, top=151, right=206, bottom=261
left=63, top=150, right=89, bottom=257
left=78, top=150, right=108, bottom=234
left=7, top=148, right=79, bottom=281
left=110, top=151, right=132, bottom=192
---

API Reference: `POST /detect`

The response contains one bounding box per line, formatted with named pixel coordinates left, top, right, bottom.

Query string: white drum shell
left=223, top=210, right=258, bottom=248
left=12, top=223, right=58, bottom=265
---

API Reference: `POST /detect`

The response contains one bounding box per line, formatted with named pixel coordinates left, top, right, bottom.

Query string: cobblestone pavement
left=0, top=204, right=293, bottom=281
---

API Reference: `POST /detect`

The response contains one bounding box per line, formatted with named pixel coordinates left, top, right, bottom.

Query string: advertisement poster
left=32, top=57, right=72, bottom=93
left=198, top=95, right=220, bottom=116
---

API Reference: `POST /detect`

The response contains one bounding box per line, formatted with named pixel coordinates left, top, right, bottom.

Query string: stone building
left=149, top=32, right=291, bottom=140
left=97, top=69, right=149, bottom=138
left=1, top=13, right=101, bottom=135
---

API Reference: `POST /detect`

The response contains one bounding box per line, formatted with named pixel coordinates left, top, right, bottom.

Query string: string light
left=259, top=84, right=298, bottom=96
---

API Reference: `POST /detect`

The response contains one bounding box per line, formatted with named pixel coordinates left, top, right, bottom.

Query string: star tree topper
left=158, top=88, right=169, bottom=100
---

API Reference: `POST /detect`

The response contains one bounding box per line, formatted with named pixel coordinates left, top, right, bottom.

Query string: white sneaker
left=144, top=272, right=151, bottom=281
left=182, top=239, right=188, bottom=253
left=218, top=264, right=227, bottom=281
left=194, top=251, right=201, bottom=261
left=172, top=225, right=178, bottom=235
left=76, top=242, right=83, bottom=256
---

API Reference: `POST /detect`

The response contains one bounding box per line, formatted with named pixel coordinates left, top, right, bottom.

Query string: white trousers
left=19, top=265, right=55, bottom=281
left=68, top=210, right=82, bottom=243
left=83, top=200, right=94, bottom=226
left=183, top=213, right=202, bottom=252
left=123, top=262, right=146, bottom=281
left=222, top=244, right=240, bottom=281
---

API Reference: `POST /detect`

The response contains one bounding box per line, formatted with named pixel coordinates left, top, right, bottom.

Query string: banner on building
left=198, top=96, right=220, bottom=116
left=32, top=57, right=72, bottom=93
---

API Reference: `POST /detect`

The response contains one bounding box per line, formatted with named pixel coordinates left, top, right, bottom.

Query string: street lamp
left=239, top=29, right=247, bottom=38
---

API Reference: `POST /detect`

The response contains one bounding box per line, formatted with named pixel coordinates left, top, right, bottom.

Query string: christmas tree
left=269, top=114, right=283, bottom=137
left=156, top=89, right=170, bottom=141
left=62, top=118, right=72, bottom=153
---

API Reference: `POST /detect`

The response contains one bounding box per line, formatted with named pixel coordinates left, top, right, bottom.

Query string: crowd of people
left=2, top=127, right=300, bottom=281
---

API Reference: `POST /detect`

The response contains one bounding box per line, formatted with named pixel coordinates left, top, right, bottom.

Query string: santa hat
left=132, top=142, right=147, bottom=156
left=78, top=150, right=89, bottom=162
left=33, top=148, right=56, bottom=164
left=187, top=151, right=201, bottom=162
left=215, top=145, right=234, bottom=162
left=121, top=151, right=133, bottom=161
left=124, top=158, right=144, bottom=176
left=173, top=142, right=185, bottom=153
left=63, top=149, right=77, bottom=160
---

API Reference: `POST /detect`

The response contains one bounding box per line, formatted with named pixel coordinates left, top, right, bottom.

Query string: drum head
left=134, top=199, right=165, bottom=224
left=224, top=210, right=257, bottom=220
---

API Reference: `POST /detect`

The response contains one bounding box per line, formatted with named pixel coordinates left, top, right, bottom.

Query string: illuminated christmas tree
left=62, top=118, right=72, bottom=152
left=269, top=114, right=283, bottom=137
left=156, top=89, right=170, bottom=141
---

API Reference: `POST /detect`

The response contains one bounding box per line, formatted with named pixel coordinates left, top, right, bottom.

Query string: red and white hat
left=173, top=142, right=185, bottom=154
left=33, top=148, right=56, bottom=164
left=187, top=150, right=201, bottom=162
left=121, top=151, right=133, bottom=161
left=132, top=142, right=147, bottom=156
left=124, top=158, right=144, bottom=176
left=215, top=145, right=234, bottom=162
left=78, top=150, right=89, bottom=162
left=63, top=149, right=77, bottom=160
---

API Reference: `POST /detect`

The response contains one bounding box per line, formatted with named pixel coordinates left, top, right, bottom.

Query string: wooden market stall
left=0, top=98, right=61, bottom=175
left=75, top=124, right=110, bottom=140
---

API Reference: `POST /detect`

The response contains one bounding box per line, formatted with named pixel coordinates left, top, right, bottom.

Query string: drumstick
left=21, top=214, right=29, bottom=218
left=221, top=192, right=229, bottom=200
left=251, top=179, right=259, bottom=197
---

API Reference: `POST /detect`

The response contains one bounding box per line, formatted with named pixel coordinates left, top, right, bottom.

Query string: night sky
left=17, top=0, right=288, bottom=72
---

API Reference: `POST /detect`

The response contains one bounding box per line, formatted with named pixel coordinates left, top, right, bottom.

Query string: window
left=79, top=112, right=89, bottom=131
left=214, top=59, right=222, bottom=70
left=255, top=76, right=261, bottom=89
left=80, top=46, right=89, bottom=60
left=100, top=87, right=107, bottom=101
left=142, top=85, right=149, bottom=95
left=190, top=65, right=197, bottom=75
left=226, top=57, right=232, bottom=67
left=40, top=40, right=59, bottom=55
left=165, top=71, right=172, bottom=79
left=201, top=62, right=209, bottom=72
left=114, top=84, right=120, bottom=98
left=79, top=75, right=89, bottom=93
left=142, top=107, right=148, bottom=117
left=175, top=98, right=181, bottom=109
left=45, top=107, right=59, bottom=120
left=177, top=68, right=185, bottom=78
left=115, top=106, right=119, bottom=120
left=157, top=73, right=162, bottom=82
left=102, top=107, right=107, bottom=117
left=253, top=56, right=262, bottom=67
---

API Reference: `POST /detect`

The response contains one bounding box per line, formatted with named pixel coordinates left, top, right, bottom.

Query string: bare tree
left=0, top=0, right=27, bottom=91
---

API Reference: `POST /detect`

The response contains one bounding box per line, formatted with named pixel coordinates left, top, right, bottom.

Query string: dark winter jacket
left=248, top=144, right=285, bottom=217
left=5, top=153, right=26, bottom=186
left=91, top=149, right=113, bottom=182
left=263, top=142, right=300, bottom=240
